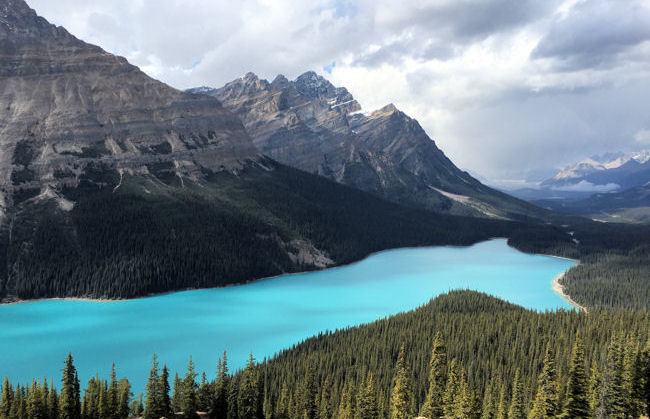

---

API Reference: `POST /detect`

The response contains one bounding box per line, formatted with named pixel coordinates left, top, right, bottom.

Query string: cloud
left=23, top=0, right=650, bottom=182
left=532, top=0, right=650, bottom=71
left=635, top=129, right=650, bottom=144
left=551, top=180, right=620, bottom=193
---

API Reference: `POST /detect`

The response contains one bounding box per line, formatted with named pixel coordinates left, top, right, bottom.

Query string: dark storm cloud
left=532, top=0, right=650, bottom=71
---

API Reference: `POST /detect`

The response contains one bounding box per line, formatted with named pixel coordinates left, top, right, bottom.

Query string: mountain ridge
left=190, top=71, right=549, bottom=221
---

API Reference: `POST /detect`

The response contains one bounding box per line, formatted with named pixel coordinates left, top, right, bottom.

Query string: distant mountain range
left=541, top=151, right=650, bottom=191
left=189, top=73, right=546, bottom=221
left=1, top=0, right=541, bottom=301
left=509, top=151, right=650, bottom=223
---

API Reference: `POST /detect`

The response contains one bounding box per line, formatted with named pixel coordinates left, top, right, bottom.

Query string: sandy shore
left=552, top=272, right=587, bottom=312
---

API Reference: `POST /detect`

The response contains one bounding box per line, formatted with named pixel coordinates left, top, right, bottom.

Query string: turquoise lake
left=0, top=239, right=576, bottom=392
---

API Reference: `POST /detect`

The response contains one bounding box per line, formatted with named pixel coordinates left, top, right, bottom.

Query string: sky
left=26, top=0, right=650, bottom=186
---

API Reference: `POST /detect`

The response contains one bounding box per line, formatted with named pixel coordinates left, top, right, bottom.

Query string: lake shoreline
left=551, top=272, right=587, bottom=312
left=1, top=237, right=579, bottom=307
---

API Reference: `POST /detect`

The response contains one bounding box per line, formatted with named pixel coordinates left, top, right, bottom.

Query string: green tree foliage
left=561, top=337, right=589, bottom=419
left=528, top=344, right=557, bottom=419
left=238, top=354, right=260, bottom=419
left=420, top=332, right=447, bottom=419
left=356, top=372, right=378, bottom=419
left=59, top=354, right=81, bottom=419
left=389, top=346, right=413, bottom=419
left=181, top=357, right=199, bottom=419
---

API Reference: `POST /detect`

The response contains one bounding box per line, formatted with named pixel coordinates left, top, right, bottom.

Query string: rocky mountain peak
left=0, top=0, right=260, bottom=218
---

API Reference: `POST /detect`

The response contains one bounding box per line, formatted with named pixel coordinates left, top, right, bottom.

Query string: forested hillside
left=508, top=220, right=650, bottom=311
left=0, top=162, right=522, bottom=300
left=1, top=292, right=648, bottom=418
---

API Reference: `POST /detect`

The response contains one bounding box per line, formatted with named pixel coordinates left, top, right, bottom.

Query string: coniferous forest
left=1, top=291, right=649, bottom=419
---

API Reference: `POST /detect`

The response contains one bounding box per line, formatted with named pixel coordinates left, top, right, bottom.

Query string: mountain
left=0, top=0, right=525, bottom=301
left=190, top=72, right=547, bottom=221
left=534, top=182, right=650, bottom=223
left=540, top=150, right=650, bottom=191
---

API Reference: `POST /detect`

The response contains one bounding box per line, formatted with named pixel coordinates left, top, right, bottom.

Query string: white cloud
left=634, top=129, right=650, bottom=144
left=24, top=0, right=650, bottom=182
left=551, top=181, right=620, bottom=192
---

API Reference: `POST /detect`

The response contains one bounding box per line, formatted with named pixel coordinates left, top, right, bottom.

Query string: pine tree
left=47, top=382, right=58, bottom=419
left=528, top=344, right=557, bottom=419
left=641, top=338, right=650, bottom=418
left=26, top=380, right=46, bottom=419
left=1, top=376, right=13, bottom=419
left=198, top=372, right=212, bottom=412
left=226, top=375, right=239, bottom=419
left=275, top=382, right=290, bottom=419
left=389, top=345, right=413, bottom=419
left=451, top=368, right=474, bottom=419
left=356, top=372, right=378, bottom=419
left=60, top=353, right=81, bottom=419
left=602, top=335, right=626, bottom=418
left=143, top=354, right=160, bottom=419
left=129, top=394, right=143, bottom=418
left=212, top=352, right=229, bottom=419
left=480, top=378, right=496, bottom=419
left=172, top=372, right=183, bottom=415
left=318, top=376, right=334, bottom=419
left=561, top=337, right=589, bottom=419
left=337, top=380, right=354, bottom=419
left=156, top=365, right=172, bottom=419
left=238, top=354, right=260, bottom=419
left=116, top=379, right=131, bottom=419
left=181, top=356, right=199, bottom=419
left=443, top=358, right=460, bottom=417
left=420, top=332, right=447, bottom=419
left=495, top=384, right=508, bottom=419
left=587, top=365, right=601, bottom=417
left=298, top=363, right=318, bottom=419
left=107, top=364, right=118, bottom=419
left=508, top=369, right=526, bottom=419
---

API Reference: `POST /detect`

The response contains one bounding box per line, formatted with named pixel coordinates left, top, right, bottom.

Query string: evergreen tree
left=143, top=354, right=160, bottom=419
left=181, top=356, right=199, bottom=419
left=156, top=365, right=172, bottom=419
left=587, top=365, right=601, bottom=417
left=561, top=337, right=589, bottom=419
left=107, top=364, right=118, bottom=419
left=508, top=369, right=526, bottom=419
left=420, top=332, right=447, bottom=419
left=451, top=368, right=474, bottom=419
left=528, top=345, right=557, bottom=419
left=275, top=382, right=290, bottom=419
left=26, top=380, right=46, bottom=419
left=60, top=353, right=81, bottom=419
left=116, top=379, right=131, bottom=419
left=198, top=372, right=212, bottom=412
left=336, top=380, right=354, bottom=419
left=602, top=335, right=626, bottom=418
left=317, top=376, right=334, bottom=419
left=129, top=394, right=143, bottom=418
left=356, top=372, right=378, bottom=419
left=1, top=376, right=13, bottom=419
left=389, top=346, right=413, bottom=419
left=47, top=382, right=58, bottom=419
left=172, top=373, right=183, bottom=415
left=226, top=375, right=239, bottom=419
left=212, top=352, right=229, bottom=419
left=495, top=385, right=508, bottom=419
left=480, top=378, right=496, bottom=419
left=640, top=338, right=650, bottom=418
left=443, top=358, right=460, bottom=417
left=297, top=363, right=318, bottom=419
left=10, top=386, right=25, bottom=419
left=238, top=354, right=260, bottom=419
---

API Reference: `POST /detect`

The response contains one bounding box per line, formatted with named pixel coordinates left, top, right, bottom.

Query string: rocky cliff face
left=195, top=72, right=544, bottom=220
left=0, top=0, right=259, bottom=222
